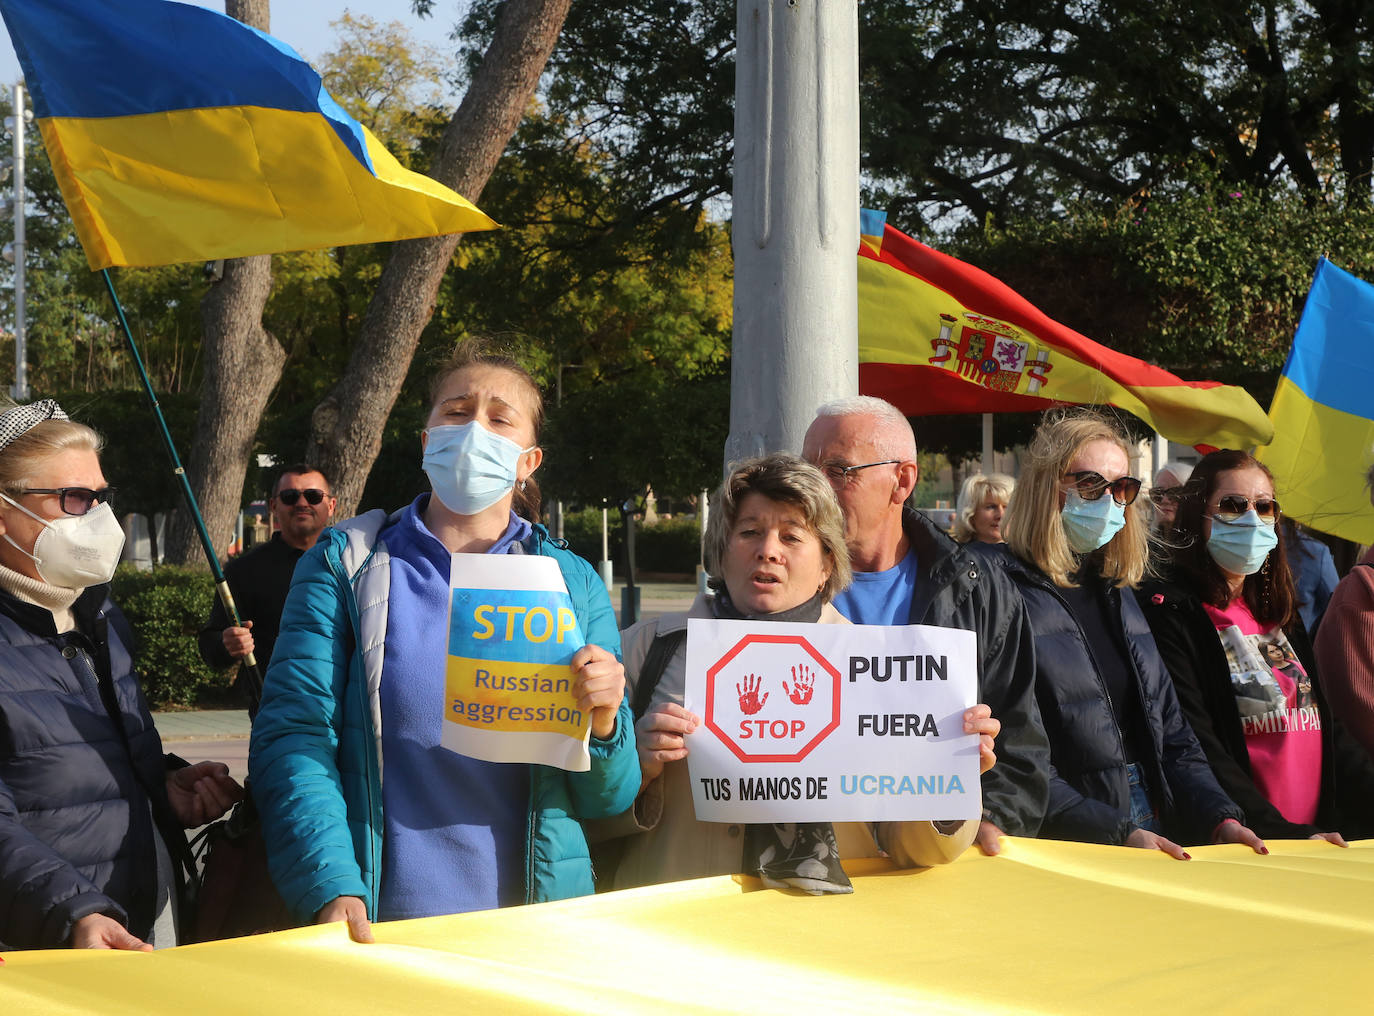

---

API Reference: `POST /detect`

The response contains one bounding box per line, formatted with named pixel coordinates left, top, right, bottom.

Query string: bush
left=633, top=516, right=704, bottom=574
left=561, top=507, right=703, bottom=575
left=111, top=564, right=232, bottom=708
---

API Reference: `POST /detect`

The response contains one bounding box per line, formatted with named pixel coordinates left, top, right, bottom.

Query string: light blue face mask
left=422, top=423, right=535, bottom=516
left=1206, top=510, right=1278, bottom=576
left=1061, top=488, right=1126, bottom=554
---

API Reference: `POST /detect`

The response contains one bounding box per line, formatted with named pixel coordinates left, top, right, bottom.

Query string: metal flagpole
left=100, top=268, right=264, bottom=691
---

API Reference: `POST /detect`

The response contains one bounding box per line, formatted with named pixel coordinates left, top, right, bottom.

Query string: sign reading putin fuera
left=440, top=554, right=592, bottom=771
left=684, top=619, right=980, bottom=822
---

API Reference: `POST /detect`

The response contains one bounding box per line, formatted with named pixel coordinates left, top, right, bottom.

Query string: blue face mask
left=1206, top=510, right=1278, bottom=576
left=422, top=423, right=534, bottom=516
left=1061, top=488, right=1126, bottom=554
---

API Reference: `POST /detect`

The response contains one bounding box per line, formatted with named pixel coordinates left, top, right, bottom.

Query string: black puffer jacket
left=0, top=585, right=183, bottom=949
left=996, top=552, right=1243, bottom=845
left=901, top=510, right=1050, bottom=837
left=1137, top=576, right=1374, bottom=840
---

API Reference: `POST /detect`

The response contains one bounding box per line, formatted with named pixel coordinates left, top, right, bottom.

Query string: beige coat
left=600, top=595, right=974, bottom=890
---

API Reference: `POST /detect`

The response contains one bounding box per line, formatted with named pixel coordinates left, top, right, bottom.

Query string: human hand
left=166, top=761, right=245, bottom=828
left=570, top=644, right=626, bottom=739
left=783, top=665, right=814, bottom=705
left=1212, top=818, right=1267, bottom=854
left=975, top=820, right=1006, bottom=856
left=70, top=913, right=152, bottom=951
left=1311, top=831, right=1349, bottom=847
left=634, top=702, right=700, bottom=789
left=963, top=703, right=1000, bottom=774
left=736, top=673, right=768, bottom=715
left=1125, top=827, right=1190, bottom=859
left=317, top=896, right=373, bottom=943
left=221, top=621, right=254, bottom=660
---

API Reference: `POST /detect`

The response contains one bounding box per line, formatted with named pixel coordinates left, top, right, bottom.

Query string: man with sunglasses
left=198, top=465, right=336, bottom=712
left=802, top=397, right=1050, bottom=855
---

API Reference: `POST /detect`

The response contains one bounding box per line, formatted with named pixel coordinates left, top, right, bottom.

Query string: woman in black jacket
left=0, top=400, right=242, bottom=950
left=1138, top=449, right=1374, bottom=843
left=1000, top=409, right=1263, bottom=857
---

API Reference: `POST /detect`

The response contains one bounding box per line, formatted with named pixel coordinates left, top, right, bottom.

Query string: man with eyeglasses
left=802, top=396, right=1050, bottom=855
left=198, top=465, right=336, bottom=713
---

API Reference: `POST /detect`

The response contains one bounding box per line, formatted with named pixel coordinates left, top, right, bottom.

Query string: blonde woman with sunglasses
left=997, top=409, right=1265, bottom=857
left=1138, top=449, right=1374, bottom=844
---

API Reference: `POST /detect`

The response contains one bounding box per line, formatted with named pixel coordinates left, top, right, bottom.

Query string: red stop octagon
left=704, top=633, right=842, bottom=763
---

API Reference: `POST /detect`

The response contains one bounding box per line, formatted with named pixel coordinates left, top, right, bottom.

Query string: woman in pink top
left=1138, top=450, right=1374, bottom=842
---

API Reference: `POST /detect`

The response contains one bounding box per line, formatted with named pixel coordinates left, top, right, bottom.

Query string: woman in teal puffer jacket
left=249, top=343, right=638, bottom=942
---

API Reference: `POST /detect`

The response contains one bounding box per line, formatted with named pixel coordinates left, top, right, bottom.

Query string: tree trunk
left=307, top=0, right=573, bottom=518
left=163, top=0, right=284, bottom=567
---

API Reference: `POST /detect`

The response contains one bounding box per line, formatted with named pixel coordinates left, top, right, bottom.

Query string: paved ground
left=153, top=580, right=700, bottom=780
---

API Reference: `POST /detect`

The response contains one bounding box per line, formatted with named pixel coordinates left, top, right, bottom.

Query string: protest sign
left=684, top=619, right=980, bottom=821
left=441, top=554, right=590, bottom=771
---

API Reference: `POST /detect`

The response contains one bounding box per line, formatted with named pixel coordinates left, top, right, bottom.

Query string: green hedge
left=562, top=507, right=703, bottom=575
left=111, top=564, right=233, bottom=708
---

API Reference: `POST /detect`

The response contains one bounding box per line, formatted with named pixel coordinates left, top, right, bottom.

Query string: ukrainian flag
left=1257, top=258, right=1374, bottom=544
left=0, top=0, right=496, bottom=270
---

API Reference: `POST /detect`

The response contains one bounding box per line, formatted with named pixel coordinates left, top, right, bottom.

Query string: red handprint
left=783, top=664, right=815, bottom=705
left=737, top=673, right=768, bottom=714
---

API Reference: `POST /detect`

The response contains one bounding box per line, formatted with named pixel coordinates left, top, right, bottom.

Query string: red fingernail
left=1182, top=852, right=1192, bottom=860
left=1261, top=847, right=1269, bottom=854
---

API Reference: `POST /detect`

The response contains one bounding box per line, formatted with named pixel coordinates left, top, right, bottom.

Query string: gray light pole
left=725, top=1, right=859, bottom=468
left=4, top=82, right=29, bottom=401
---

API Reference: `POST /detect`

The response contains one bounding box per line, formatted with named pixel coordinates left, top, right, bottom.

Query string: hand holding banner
left=441, top=555, right=592, bottom=771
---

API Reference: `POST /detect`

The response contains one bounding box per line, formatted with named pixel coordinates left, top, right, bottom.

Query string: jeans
left=1125, top=762, right=1161, bottom=834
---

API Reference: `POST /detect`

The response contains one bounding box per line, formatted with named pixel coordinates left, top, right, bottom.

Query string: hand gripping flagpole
left=100, top=268, right=265, bottom=695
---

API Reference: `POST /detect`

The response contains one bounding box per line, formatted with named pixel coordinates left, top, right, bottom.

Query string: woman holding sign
left=250, top=342, right=638, bottom=942
left=596, top=453, right=1001, bottom=892
left=998, top=409, right=1265, bottom=857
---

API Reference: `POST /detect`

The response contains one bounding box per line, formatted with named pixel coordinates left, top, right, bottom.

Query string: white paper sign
left=440, top=554, right=591, bottom=771
left=684, top=619, right=980, bottom=822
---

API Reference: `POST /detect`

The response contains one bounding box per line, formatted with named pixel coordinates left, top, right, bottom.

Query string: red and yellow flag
left=857, top=211, right=1274, bottom=449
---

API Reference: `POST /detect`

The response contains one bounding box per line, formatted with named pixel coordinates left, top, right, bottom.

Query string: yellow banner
left=4, top=838, right=1371, bottom=1013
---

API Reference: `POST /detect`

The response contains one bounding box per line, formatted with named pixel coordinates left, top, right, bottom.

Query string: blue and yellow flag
left=1257, top=258, right=1374, bottom=544
left=0, top=0, right=496, bottom=270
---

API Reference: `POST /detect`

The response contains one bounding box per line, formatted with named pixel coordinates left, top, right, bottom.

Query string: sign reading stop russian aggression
left=684, top=619, right=980, bottom=822
left=440, top=554, right=591, bottom=772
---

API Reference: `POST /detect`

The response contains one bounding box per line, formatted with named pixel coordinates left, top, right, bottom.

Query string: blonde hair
left=1003, top=408, right=1150, bottom=588
left=950, top=472, right=1015, bottom=543
left=704, top=453, right=852, bottom=603
left=0, top=415, right=103, bottom=494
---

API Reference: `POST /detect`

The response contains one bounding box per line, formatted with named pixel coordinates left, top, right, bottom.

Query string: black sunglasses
left=1212, top=494, right=1280, bottom=525
left=1063, top=471, right=1142, bottom=507
left=19, top=486, right=117, bottom=517
left=275, top=488, right=328, bottom=506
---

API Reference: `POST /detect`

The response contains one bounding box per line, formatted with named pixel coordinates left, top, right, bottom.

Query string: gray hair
left=704, top=453, right=852, bottom=603
left=813, top=395, right=917, bottom=460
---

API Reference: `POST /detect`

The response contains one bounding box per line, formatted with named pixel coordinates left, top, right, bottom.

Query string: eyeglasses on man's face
left=819, top=459, right=901, bottom=485
left=274, top=488, right=328, bottom=507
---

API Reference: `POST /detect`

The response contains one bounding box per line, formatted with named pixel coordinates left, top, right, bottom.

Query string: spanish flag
left=0, top=0, right=497, bottom=270
left=1256, top=259, right=1374, bottom=544
left=858, top=210, right=1274, bottom=450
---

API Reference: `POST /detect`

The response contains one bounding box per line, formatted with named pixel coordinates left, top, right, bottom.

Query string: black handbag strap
left=630, top=628, right=687, bottom=721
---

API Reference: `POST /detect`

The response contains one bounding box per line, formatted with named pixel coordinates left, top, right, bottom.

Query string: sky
left=0, top=1, right=469, bottom=97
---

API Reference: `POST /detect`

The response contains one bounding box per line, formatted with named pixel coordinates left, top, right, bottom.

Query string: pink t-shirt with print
left=1203, top=598, right=1322, bottom=826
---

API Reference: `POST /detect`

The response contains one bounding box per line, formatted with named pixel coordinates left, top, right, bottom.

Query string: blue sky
left=0, top=2, right=469, bottom=97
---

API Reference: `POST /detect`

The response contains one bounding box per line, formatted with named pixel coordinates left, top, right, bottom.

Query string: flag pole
left=99, top=268, right=264, bottom=691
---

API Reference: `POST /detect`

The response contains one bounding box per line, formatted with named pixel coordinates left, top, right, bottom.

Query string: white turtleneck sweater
left=0, top=559, right=81, bottom=632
